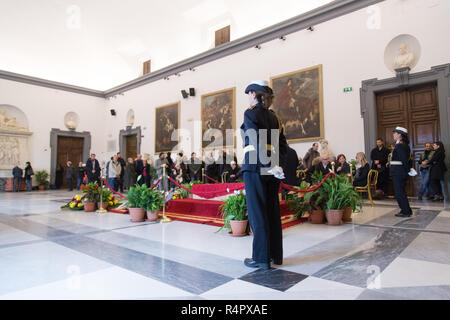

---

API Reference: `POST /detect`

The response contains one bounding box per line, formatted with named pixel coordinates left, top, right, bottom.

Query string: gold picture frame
left=154, top=101, right=180, bottom=154
left=270, top=64, right=324, bottom=143
left=201, top=87, right=236, bottom=150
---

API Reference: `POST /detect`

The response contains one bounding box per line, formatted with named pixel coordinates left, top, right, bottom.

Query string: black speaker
left=181, top=90, right=189, bottom=99
left=189, top=88, right=195, bottom=96
left=110, top=109, right=116, bottom=116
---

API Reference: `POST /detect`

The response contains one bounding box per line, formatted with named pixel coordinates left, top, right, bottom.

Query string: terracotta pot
left=38, top=185, right=45, bottom=191
left=84, top=201, right=96, bottom=212
left=310, top=209, right=325, bottom=224
left=146, top=210, right=159, bottom=221
left=129, top=208, right=146, bottom=222
left=325, top=209, right=344, bottom=226
left=97, top=202, right=109, bottom=210
left=229, top=220, right=248, bottom=236
left=342, top=206, right=353, bottom=222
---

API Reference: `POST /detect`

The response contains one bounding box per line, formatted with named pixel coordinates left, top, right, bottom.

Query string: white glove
left=408, top=168, right=417, bottom=177
left=268, top=166, right=285, bottom=180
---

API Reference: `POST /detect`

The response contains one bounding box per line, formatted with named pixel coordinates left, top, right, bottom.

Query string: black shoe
left=244, top=258, right=270, bottom=270
left=418, top=196, right=423, bottom=200
left=270, top=258, right=283, bottom=265
left=395, top=212, right=412, bottom=218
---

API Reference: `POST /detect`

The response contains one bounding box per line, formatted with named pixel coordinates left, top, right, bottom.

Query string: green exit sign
left=343, top=87, right=353, bottom=92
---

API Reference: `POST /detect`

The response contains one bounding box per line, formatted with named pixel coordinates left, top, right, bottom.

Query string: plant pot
left=84, top=201, right=96, bottom=212
left=310, top=209, right=325, bottom=224
left=325, top=209, right=344, bottom=226
left=146, top=210, right=159, bottom=221
left=38, top=185, right=45, bottom=191
left=229, top=220, right=248, bottom=236
left=342, top=206, right=353, bottom=222
left=129, top=208, right=146, bottom=222
left=97, top=202, right=109, bottom=210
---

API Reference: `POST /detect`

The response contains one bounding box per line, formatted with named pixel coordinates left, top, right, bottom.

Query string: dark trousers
left=117, top=175, right=124, bottom=192
left=66, top=178, right=73, bottom=191
left=376, top=169, right=388, bottom=193
left=392, top=175, right=411, bottom=214
left=13, top=177, right=21, bottom=192
left=430, top=178, right=443, bottom=197
left=243, top=171, right=283, bottom=264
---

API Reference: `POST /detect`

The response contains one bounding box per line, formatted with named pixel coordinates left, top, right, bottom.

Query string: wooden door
left=125, top=135, right=137, bottom=160
left=376, top=83, right=440, bottom=196
left=56, top=137, right=84, bottom=189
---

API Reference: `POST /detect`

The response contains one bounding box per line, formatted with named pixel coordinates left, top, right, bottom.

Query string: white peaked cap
left=393, top=126, right=408, bottom=134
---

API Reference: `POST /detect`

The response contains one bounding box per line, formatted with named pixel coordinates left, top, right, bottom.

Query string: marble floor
left=0, top=190, right=449, bottom=300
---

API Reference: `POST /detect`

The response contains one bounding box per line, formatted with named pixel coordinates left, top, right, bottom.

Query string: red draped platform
left=164, top=198, right=307, bottom=229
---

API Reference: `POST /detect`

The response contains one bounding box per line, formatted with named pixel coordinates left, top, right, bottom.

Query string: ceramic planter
left=229, top=220, right=248, bottom=236
left=325, top=209, right=344, bottom=226
left=129, top=208, right=146, bottom=222
left=146, top=210, right=159, bottom=221
left=38, top=185, right=45, bottom=191
left=342, top=206, right=353, bottom=222
left=84, top=201, right=96, bottom=212
left=310, top=209, right=325, bottom=224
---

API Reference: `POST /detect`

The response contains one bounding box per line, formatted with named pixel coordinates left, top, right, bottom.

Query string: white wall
left=105, top=0, right=450, bottom=164
left=0, top=78, right=106, bottom=176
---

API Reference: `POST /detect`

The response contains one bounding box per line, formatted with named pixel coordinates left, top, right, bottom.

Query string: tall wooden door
left=376, top=83, right=440, bottom=196
left=125, top=135, right=137, bottom=160
left=57, top=137, right=84, bottom=189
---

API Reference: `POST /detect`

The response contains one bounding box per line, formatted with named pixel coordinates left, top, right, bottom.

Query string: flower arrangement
left=173, top=183, right=192, bottom=200
left=98, top=188, right=120, bottom=208
left=61, top=194, right=85, bottom=210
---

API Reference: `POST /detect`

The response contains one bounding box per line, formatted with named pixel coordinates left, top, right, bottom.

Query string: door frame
left=50, top=129, right=91, bottom=185
left=360, top=64, right=450, bottom=190
left=119, top=126, right=141, bottom=159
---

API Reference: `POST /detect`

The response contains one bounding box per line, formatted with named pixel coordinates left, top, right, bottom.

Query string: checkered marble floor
left=0, top=190, right=449, bottom=300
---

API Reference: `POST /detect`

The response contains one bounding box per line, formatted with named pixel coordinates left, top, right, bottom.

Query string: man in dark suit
left=116, top=152, right=126, bottom=192
left=307, top=154, right=332, bottom=182
left=85, top=153, right=100, bottom=184
left=134, top=154, right=144, bottom=186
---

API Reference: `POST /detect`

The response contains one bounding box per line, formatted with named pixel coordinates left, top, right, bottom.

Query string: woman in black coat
left=425, top=141, right=447, bottom=201
left=353, top=152, right=370, bottom=187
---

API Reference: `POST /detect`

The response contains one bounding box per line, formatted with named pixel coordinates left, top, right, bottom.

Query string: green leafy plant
left=303, top=186, right=328, bottom=211
left=140, top=185, right=164, bottom=211
left=322, top=174, right=362, bottom=211
left=97, top=187, right=112, bottom=203
left=287, top=181, right=312, bottom=219
left=177, top=183, right=192, bottom=198
left=126, top=184, right=144, bottom=208
left=216, top=191, right=247, bottom=233
left=311, top=171, right=324, bottom=185
left=192, top=180, right=203, bottom=185
left=82, top=182, right=100, bottom=202
left=35, top=170, right=49, bottom=187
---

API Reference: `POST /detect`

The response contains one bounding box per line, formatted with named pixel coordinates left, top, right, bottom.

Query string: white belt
left=244, top=145, right=255, bottom=153
left=390, top=161, right=403, bottom=165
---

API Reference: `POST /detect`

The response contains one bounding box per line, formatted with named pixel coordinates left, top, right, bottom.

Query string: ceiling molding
left=0, top=0, right=384, bottom=99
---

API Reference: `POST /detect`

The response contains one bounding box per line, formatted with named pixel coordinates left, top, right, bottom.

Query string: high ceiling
left=0, top=0, right=333, bottom=90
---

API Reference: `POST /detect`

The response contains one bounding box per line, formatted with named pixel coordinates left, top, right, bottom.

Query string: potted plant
left=82, top=182, right=99, bottom=212
left=35, top=170, right=49, bottom=190
left=303, top=186, right=328, bottom=224
left=321, top=174, right=361, bottom=225
left=216, top=190, right=248, bottom=236
left=126, top=184, right=146, bottom=222
left=287, top=181, right=312, bottom=219
left=140, top=186, right=163, bottom=221
left=97, top=188, right=112, bottom=210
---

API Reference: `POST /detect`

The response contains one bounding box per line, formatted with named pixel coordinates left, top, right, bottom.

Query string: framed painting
left=270, top=64, right=324, bottom=143
left=154, top=101, right=180, bottom=153
left=201, top=87, right=236, bottom=149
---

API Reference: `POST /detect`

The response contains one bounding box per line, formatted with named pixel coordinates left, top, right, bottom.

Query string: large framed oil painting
left=201, top=87, right=236, bottom=149
left=154, top=102, right=180, bottom=153
left=270, top=64, right=324, bottom=143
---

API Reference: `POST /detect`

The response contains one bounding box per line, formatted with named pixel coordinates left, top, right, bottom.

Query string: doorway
left=376, top=82, right=440, bottom=196
left=56, top=136, right=84, bottom=189
left=125, top=134, right=137, bottom=160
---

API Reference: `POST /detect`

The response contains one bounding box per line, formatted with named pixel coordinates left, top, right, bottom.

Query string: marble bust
left=394, top=43, right=414, bottom=69
left=127, top=114, right=135, bottom=127
left=319, top=139, right=335, bottom=160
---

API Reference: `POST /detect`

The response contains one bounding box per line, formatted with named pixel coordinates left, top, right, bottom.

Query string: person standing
left=24, top=161, right=34, bottom=192
left=417, top=143, right=435, bottom=200
left=143, top=159, right=151, bottom=187
left=303, top=143, right=320, bottom=169
left=12, top=164, right=23, bottom=192
left=390, top=127, right=412, bottom=217
left=188, top=152, right=202, bottom=182
left=155, top=153, right=169, bottom=192
left=370, top=138, right=390, bottom=199
left=86, top=153, right=100, bottom=184
left=134, top=154, right=144, bottom=186
left=116, top=152, right=126, bottom=193
left=241, top=80, right=288, bottom=270
left=65, top=161, right=74, bottom=191
left=424, top=141, right=447, bottom=201
left=124, top=157, right=137, bottom=190
left=76, top=162, right=85, bottom=190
